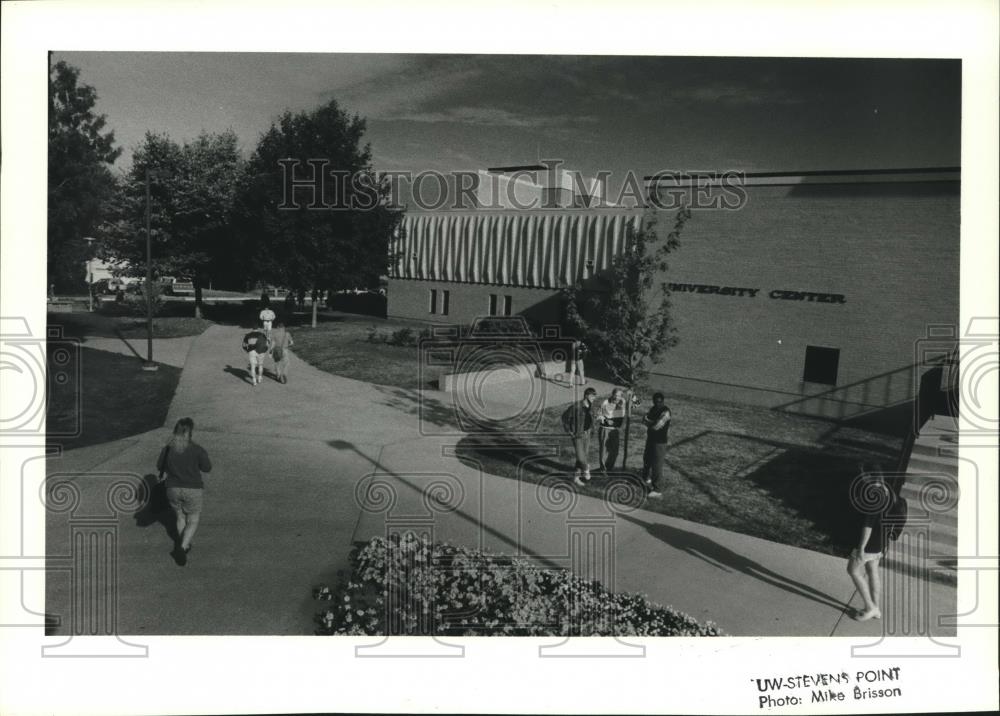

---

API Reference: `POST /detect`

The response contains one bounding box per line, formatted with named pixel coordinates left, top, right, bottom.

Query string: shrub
left=387, top=327, right=415, bottom=346
left=314, top=534, right=723, bottom=637
left=122, top=286, right=165, bottom=317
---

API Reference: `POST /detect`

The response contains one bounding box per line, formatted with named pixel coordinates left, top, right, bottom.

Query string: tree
left=564, top=207, right=691, bottom=387
left=101, top=130, right=245, bottom=317
left=235, top=99, right=403, bottom=326
left=48, top=59, right=122, bottom=292
left=562, top=207, right=691, bottom=465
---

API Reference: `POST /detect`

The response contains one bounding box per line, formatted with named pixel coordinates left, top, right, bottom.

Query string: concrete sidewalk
left=46, top=324, right=957, bottom=637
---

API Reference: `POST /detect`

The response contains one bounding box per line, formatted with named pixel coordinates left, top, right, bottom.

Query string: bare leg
left=847, top=557, right=875, bottom=612
left=180, top=513, right=200, bottom=551
left=864, top=559, right=883, bottom=617
left=174, top=511, right=187, bottom=546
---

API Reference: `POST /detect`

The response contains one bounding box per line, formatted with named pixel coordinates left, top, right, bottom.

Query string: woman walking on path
left=847, top=465, right=893, bottom=621
left=271, top=321, right=294, bottom=384
left=157, top=418, right=213, bottom=567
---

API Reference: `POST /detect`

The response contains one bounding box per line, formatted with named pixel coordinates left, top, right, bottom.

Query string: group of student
left=242, top=296, right=294, bottom=386
left=561, top=386, right=671, bottom=498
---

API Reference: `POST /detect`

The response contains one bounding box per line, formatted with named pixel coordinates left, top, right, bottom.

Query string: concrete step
left=906, top=459, right=958, bottom=478
left=910, top=443, right=958, bottom=465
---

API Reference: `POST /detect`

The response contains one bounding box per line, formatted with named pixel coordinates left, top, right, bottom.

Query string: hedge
left=315, top=533, right=723, bottom=636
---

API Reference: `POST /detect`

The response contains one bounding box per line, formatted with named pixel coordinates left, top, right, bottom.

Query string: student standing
left=157, top=418, right=213, bottom=566
left=562, top=387, right=597, bottom=486
left=566, top=339, right=589, bottom=385
left=641, top=392, right=671, bottom=498
left=598, top=388, right=626, bottom=472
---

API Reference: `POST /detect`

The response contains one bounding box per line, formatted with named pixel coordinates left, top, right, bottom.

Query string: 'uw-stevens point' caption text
left=752, top=667, right=902, bottom=709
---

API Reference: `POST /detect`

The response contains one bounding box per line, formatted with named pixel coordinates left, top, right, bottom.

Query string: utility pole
left=142, top=171, right=158, bottom=371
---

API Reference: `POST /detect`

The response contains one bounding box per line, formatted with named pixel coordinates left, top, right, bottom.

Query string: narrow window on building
left=429, top=289, right=437, bottom=314
left=503, top=295, right=513, bottom=316
left=441, top=290, right=450, bottom=316
left=803, top=346, right=840, bottom=385
left=489, top=293, right=498, bottom=316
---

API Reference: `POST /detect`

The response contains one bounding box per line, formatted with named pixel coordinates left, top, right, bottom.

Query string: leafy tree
left=563, top=207, right=692, bottom=387
left=235, top=99, right=403, bottom=326
left=562, top=207, right=691, bottom=467
left=101, top=130, right=245, bottom=316
left=48, top=59, right=122, bottom=292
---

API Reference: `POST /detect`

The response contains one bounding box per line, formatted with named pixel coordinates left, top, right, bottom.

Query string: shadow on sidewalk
left=328, top=439, right=563, bottom=570
left=224, top=364, right=252, bottom=385
left=617, top=512, right=849, bottom=614
left=133, top=473, right=178, bottom=545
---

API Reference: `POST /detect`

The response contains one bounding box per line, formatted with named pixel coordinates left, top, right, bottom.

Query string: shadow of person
left=617, top=512, right=849, bottom=613
left=133, top=473, right=178, bottom=544
left=224, top=364, right=252, bottom=385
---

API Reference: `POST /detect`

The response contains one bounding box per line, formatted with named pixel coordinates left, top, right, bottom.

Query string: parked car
left=170, top=278, right=195, bottom=296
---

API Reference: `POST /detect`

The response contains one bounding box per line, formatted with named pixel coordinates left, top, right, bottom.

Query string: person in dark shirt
left=562, top=387, right=597, bottom=486
left=641, top=392, right=671, bottom=498
left=242, top=329, right=271, bottom=386
left=847, top=465, right=892, bottom=621
left=157, top=417, right=213, bottom=566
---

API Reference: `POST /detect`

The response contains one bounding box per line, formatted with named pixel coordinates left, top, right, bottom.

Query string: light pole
left=84, top=237, right=96, bottom=312
left=142, top=170, right=159, bottom=372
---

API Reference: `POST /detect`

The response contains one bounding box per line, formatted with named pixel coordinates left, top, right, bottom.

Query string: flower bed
left=315, top=534, right=723, bottom=636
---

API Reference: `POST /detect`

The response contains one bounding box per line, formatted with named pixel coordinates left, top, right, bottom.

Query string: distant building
left=387, top=166, right=960, bottom=418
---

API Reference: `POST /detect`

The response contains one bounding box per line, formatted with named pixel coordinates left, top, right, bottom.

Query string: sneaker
left=172, top=545, right=187, bottom=567
left=647, top=490, right=663, bottom=499
left=582, top=472, right=592, bottom=482
left=573, top=476, right=586, bottom=487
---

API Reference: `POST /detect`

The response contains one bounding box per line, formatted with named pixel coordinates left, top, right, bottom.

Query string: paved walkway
left=46, top=324, right=957, bottom=637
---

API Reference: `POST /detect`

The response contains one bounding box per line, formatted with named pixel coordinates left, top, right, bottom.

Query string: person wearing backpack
left=242, top=329, right=271, bottom=386
left=847, top=465, right=896, bottom=622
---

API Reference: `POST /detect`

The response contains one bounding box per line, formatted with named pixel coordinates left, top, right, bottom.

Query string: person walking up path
left=242, top=328, right=271, bottom=386
left=157, top=417, right=213, bottom=566
left=642, top=392, right=671, bottom=498
left=562, top=387, right=597, bottom=486
left=259, top=302, right=276, bottom=336
left=271, top=321, right=294, bottom=384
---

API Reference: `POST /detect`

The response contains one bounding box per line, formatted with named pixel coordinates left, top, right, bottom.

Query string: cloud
left=385, top=106, right=599, bottom=129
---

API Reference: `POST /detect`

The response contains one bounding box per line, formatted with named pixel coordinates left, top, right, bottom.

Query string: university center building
left=386, top=167, right=960, bottom=419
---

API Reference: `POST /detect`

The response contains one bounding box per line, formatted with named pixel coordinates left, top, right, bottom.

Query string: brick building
left=387, top=167, right=960, bottom=418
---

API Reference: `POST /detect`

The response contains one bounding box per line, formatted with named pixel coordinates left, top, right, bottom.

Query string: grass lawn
left=453, top=395, right=904, bottom=558
left=49, top=309, right=213, bottom=340
left=47, top=346, right=182, bottom=451
left=292, top=315, right=439, bottom=390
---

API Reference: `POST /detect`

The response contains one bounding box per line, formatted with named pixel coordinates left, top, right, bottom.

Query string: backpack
left=885, top=493, right=908, bottom=541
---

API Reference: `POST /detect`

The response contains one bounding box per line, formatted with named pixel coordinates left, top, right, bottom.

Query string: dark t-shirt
left=645, top=405, right=671, bottom=443
left=562, top=401, right=594, bottom=436
left=158, top=443, right=212, bottom=489
left=244, top=331, right=270, bottom=354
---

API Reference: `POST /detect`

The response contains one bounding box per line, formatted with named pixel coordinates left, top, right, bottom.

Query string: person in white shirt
left=259, top=305, right=276, bottom=335
left=598, top=388, right=626, bottom=472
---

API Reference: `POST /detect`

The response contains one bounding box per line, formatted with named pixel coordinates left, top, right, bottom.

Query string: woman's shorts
left=167, top=487, right=203, bottom=516
left=851, top=550, right=882, bottom=564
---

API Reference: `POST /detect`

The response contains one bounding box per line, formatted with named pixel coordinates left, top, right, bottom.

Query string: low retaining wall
left=438, top=359, right=576, bottom=392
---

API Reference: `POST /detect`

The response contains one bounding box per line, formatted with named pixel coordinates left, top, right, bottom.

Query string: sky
left=55, top=52, right=961, bottom=188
